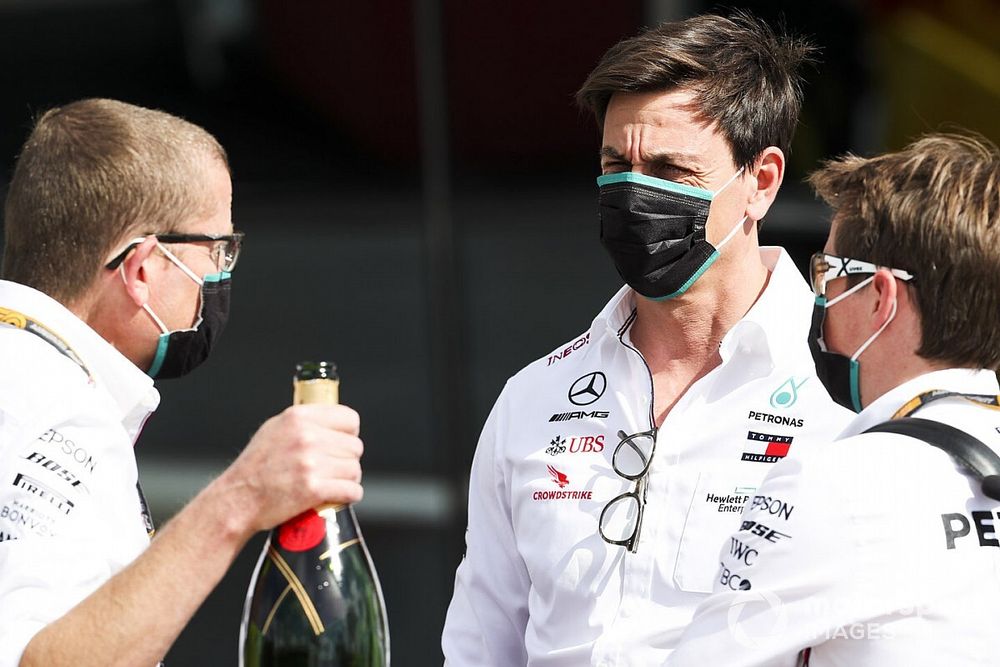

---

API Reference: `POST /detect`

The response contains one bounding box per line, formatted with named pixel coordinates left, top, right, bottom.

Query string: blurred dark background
left=0, top=0, right=996, bottom=664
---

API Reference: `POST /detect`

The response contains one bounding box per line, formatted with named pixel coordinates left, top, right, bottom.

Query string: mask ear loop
left=850, top=295, right=896, bottom=362
left=119, top=262, right=171, bottom=335
left=715, top=215, right=749, bottom=251
left=712, top=166, right=745, bottom=197
left=156, top=242, right=205, bottom=286
left=825, top=275, right=874, bottom=307
left=709, top=167, right=749, bottom=251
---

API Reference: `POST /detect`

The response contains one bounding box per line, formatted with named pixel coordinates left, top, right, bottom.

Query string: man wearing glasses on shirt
left=442, top=12, right=851, bottom=665
left=0, top=98, right=364, bottom=667
left=670, top=132, right=1000, bottom=666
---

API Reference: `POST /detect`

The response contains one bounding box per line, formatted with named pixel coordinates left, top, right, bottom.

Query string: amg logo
left=12, top=474, right=74, bottom=515
left=549, top=410, right=609, bottom=422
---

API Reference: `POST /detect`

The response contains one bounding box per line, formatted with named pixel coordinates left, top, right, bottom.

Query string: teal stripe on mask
left=648, top=251, right=720, bottom=301
left=147, top=333, right=170, bottom=378
left=596, top=172, right=714, bottom=201
left=203, top=271, right=231, bottom=283
left=849, top=360, right=862, bottom=412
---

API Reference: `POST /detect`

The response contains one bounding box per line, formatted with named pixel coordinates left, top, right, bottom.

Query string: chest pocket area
left=672, top=469, right=762, bottom=593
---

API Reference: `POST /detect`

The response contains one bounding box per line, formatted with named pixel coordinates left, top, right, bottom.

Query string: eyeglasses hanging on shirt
left=599, top=427, right=658, bottom=553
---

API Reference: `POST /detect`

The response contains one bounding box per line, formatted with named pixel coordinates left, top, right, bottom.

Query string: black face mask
left=807, top=296, right=863, bottom=413
left=145, top=270, right=232, bottom=379
left=596, top=170, right=743, bottom=300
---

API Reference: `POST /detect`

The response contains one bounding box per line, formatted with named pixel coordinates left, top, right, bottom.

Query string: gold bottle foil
left=293, top=378, right=340, bottom=406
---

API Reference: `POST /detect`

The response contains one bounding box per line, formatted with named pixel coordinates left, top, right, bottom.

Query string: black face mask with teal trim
left=146, top=271, right=231, bottom=379
left=808, top=295, right=862, bottom=412
left=136, top=241, right=233, bottom=380
left=807, top=277, right=896, bottom=413
left=597, top=169, right=743, bottom=300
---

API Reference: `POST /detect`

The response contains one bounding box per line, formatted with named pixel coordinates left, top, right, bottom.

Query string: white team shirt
left=442, top=248, right=852, bottom=666
left=0, top=280, right=160, bottom=667
left=669, top=367, right=1000, bottom=667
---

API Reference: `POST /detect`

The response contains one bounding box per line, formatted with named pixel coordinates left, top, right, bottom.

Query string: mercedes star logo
left=568, top=371, right=607, bottom=406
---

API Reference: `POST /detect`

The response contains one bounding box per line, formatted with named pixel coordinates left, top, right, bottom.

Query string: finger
left=287, top=404, right=360, bottom=435
left=318, top=479, right=364, bottom=506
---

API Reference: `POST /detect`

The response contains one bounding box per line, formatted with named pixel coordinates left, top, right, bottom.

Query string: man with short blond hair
left=0, top=98, right=365, bottom=667
left=670, top=132, right=1000, bottom=666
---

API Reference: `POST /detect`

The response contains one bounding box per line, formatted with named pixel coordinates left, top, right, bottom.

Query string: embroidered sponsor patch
left=742, top=431, right=794, bottom=463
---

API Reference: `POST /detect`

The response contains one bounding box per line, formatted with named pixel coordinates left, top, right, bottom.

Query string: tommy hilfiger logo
left=547, top=465, right=570, bottom=488
left=741, top=431, right=793, bottom=463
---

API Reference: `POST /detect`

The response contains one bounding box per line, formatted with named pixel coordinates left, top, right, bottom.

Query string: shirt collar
left=592, top=247, right=813, bottom=366
left=842, top=367, right=1000, bottom=438
left=0, top=280, right=160, bottom=429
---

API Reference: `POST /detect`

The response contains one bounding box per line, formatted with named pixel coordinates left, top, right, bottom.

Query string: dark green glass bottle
left=240, top=362, right=390, bottom=666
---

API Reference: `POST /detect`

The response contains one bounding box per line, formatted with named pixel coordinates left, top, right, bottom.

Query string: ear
left=746, top=146, right=785, bottom=223
left=869, top=269, right=899, bottom=332
left=119, top=237, right=160, bottom=307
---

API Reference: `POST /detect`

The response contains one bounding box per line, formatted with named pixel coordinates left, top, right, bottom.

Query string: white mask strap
left=851, top=297, right=897, bottom=362
left=156, top=242, right=204, bottom=286
left=116, top=243, right=194, bottom=336
left=825, top=275, right=873, bottom=307
left=141, top=302, right=170, bottom=335
left=715, top=215, right=749, bottom=251
left=712, top=166, right=745, bottom=197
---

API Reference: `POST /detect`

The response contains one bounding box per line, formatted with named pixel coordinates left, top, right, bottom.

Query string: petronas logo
left=769, top=377, right=807, bottom=409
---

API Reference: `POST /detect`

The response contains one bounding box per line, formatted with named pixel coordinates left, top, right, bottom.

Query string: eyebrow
left=599, top=146, right=701, bottom=170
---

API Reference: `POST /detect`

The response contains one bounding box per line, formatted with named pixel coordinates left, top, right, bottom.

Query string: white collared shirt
left=443, top=248, right=852, bottom=666
left=669, top=367, right=1000, bottom=667
left=0, top=280, right=160, bottom=667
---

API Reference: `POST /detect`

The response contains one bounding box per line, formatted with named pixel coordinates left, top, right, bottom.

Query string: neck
left=630, top=247, right=770, bottom=373
left=73, top=279, right=153, bottom=371
left=859, top=347, right=951, bottom=409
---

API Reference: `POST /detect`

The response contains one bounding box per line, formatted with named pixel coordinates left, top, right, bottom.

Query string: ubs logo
left=568, top=371, right=607, bottom=406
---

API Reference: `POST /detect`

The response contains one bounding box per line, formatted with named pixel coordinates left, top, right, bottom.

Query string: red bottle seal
left=277, top=509, right=326, bottom=552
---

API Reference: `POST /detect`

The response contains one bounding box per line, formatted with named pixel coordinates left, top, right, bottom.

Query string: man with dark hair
left=0, top=98, right=365, bottom=666
left=670, top=133, right=1000, bottom=666
left=443, top=12, right=849, bottom=665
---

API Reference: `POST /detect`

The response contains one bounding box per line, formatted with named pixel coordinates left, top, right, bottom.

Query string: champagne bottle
left=240, top=361, right=390, bottom=666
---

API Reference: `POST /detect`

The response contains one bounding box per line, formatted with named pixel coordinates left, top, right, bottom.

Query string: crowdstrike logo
left=547, top=465, right=570, bottom=488
left=533, top=466, right=593, bottom=502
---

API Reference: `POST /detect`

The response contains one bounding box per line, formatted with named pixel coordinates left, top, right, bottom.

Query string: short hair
left=2, top=98, right=229, bottom=304
left=575, top=11, right=815, bottom=171
left=809, top=132, right=1000, bottom=370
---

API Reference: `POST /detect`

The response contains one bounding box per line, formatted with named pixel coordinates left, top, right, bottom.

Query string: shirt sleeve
left=0, top=406, right=144, bottom=667
left=668, top=441, right=923, bottom=667
left=442, top=385, right=532, bottom=666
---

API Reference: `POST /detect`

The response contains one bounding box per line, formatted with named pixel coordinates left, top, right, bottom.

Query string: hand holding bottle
left=219, top=402, right=365, bottom=538
left=240, top=362, right=390, bottom=666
